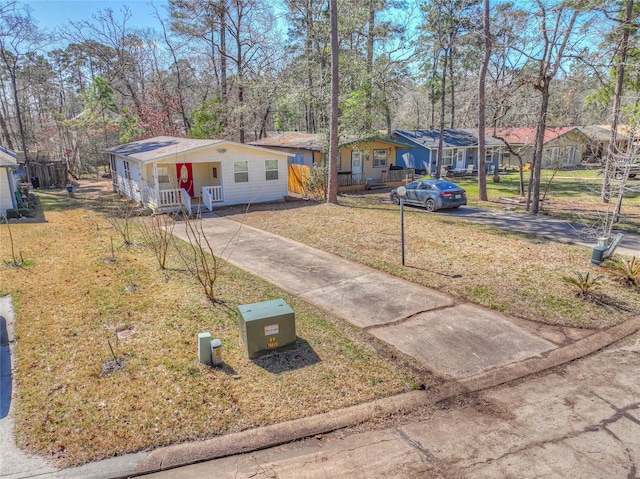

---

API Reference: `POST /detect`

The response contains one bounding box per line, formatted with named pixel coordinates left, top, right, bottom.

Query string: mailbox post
left=397, top=186, right=407, bottom=265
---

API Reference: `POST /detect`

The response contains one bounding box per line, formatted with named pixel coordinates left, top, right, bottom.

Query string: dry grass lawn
left=2, top=177, right=638, bottom=467
left=0, top=184, right=419, bottom=467
left=216, top=192, right=640, bottom=329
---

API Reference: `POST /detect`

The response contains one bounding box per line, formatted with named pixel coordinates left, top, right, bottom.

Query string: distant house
left=249, top=133, right=324, bottom=167
left=582, top=125, right=630, bottom=160
left=0, top=146, right=18, bottom=216
left=105, top=136, right=290, bottom=211
left=489, top=127, right=592, bottom=169
left=391, top=129, right=504, bottom=176
left=250, top=133, right=412, bottom=190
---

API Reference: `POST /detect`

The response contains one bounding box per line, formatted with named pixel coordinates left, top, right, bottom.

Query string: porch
left=154, top=185, right=223, bottom=212
left=337, top=168, right=416, bottom=189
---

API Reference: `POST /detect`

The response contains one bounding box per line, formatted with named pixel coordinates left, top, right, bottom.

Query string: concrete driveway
left=171, top=215, right=603, bottom=381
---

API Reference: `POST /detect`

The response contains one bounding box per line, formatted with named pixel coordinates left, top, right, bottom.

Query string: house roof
left=0, top=145, right=17, bottom=167
left=393, top=129, right=504, bottom=149
left=250, top=133, right=322, bottom=151
left=105, top=136, right=289, bottom=163
left=597, top=124, right=635, bottom=139
left=488, top=127, right=583, bottom=146
left=249, top=133, right=410, bottom=151
left=577, top=125, right=629, bottom=142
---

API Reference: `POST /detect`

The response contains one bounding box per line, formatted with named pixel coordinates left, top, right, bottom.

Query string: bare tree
left=0, top=3, right=45, bottom=164
left=137, top=212, right=175, bottom=270
left=601, top=0, right=637, bottom=203
left=173, top=211, right=221, bottom=304
left=525, top=0, right=581, bottom=214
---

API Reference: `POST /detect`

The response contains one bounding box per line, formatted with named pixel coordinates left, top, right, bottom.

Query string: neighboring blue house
left=391, top=129, right=504, bottom=176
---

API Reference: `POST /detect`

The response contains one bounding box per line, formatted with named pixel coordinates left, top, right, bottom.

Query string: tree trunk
left=436, top=48, right=449, bottom=179
left=365, top=0, right=375, bottom=131
left=449, top=47, right=455, bottom=129
left=477, top=0, right=491, bottom=201
left=327, top=0, right=339, bottom=204
left=219, top=1, right=228, bottom=104
left=529, top=82, right=549, bottom=214
left=7, top=60, right=29, bottom=162
left=0, top=101, right=14, bottom=150
left=306, top=10, right=315, bottom=133
left=601, top=0, right=633, bottom=203
left=236, top=17, right=244, bottom=143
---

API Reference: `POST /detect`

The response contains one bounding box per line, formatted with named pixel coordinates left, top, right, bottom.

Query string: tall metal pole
left=400, top=196, right=405, bottom=265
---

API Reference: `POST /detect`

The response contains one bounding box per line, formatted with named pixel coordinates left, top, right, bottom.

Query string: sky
left=21, top=0, right=169, bottom=32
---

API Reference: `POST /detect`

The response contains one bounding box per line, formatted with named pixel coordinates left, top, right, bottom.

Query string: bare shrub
left=105, top=201, right=140, bottom=246
left=173, top=211, right=221, bottom=304
left=137, top=213, right=175, bottom=269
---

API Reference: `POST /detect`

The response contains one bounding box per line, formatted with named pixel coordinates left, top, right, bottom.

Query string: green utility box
left=237, top=298, right=296, bottom=358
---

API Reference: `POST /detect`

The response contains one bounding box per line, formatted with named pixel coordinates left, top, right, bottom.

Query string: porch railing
left=180, top=188, right=192, bottom=211
left=158, top=188, right=181, bottom=208
left=382, top=168, right=415, bottom=183
left=337, top=172, right=366, bottom=187
left=202, top=186, right=223, bottom=211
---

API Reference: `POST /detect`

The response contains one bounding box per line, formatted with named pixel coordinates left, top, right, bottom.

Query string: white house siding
left=1, top=168, right=16, bottom=215
left=217, top=144, right=287, bottom=206
left=112, top=156, right=144, bottom=202
left=111, top=142, right=288, bottom=209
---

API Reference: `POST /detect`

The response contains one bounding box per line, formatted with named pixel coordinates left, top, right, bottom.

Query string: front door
left=176, top=163, right=194, bottom=196
left=352, top=151, right=363, bottom=175
left=455, top=149, right=466, bottom=169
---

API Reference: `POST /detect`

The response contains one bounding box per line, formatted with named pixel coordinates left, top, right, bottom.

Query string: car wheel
left=615, top=172, right=624, bottom=180
left=391, top=193, right=400, bottom=205
left=425, top=198, right=436, bottom=211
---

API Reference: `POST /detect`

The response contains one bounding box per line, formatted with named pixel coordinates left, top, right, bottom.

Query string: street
left=143, top=333, right=640, bottom=478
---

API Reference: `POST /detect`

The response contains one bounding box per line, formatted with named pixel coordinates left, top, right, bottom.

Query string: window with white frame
left=234, top=161, right=249, bottom=182
left=265, top=159, right=278, bottom=180
left=485, top=148, right=494, bottom=162
left=441, top=149, right=455, bottom=166
left=157, top=166, right=169, bottom=185
left=373, top=149, right=388, bottom=167
left=123, top=160, right=131, bottom=179
left=546, top=147, right=560, bottom=167
left=565, top=146, right=576, bottom=166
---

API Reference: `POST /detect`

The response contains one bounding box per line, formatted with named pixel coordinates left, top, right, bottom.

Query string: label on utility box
left=264, top=324, right=279, bottom=336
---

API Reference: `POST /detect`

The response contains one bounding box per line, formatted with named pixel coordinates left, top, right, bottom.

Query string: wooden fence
left=288, top=163, right=309, bottom=195
left=29, top=162, right=67, bottom=188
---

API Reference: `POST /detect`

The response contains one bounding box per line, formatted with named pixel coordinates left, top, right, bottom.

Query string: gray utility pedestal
left=237, top=299, right=296, bottom=359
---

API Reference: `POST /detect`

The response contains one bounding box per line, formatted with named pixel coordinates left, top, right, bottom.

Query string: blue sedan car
left=390, top=179, right=467, bottom=211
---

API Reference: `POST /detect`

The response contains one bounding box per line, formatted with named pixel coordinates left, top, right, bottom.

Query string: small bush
left=302, top=165, right=327, bottom=200
left=562, top=271, right=604, bottom=298
left=604, top=256, right=640, bottom=288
